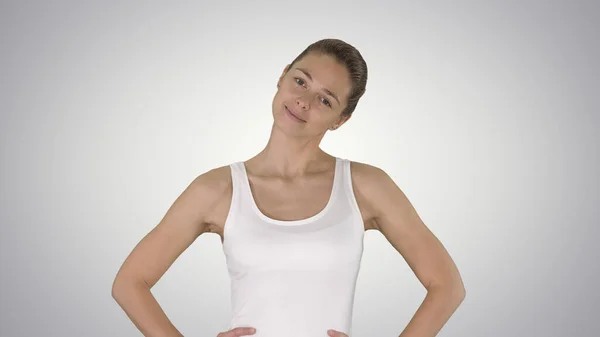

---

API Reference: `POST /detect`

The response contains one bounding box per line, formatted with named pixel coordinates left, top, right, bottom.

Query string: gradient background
left=1, top=1, right=598, bottom=336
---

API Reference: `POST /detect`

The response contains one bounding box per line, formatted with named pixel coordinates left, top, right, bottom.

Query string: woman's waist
left=229, top=300, right=353, bottom=337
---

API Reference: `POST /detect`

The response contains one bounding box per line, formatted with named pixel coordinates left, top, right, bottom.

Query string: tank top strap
left=226, top=162, right=252, bottom=224
left=228, top=162, right=246, bottom=197
left=339, top=158, right=364, bottom=225
left=337, top=158, right=352, bottom=199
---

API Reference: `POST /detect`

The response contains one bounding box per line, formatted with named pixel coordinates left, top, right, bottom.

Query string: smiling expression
left=272, top=52, right=352, bottom=136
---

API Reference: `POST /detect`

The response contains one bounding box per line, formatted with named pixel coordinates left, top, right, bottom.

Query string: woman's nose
left=296, top=93, right=312, bottom=109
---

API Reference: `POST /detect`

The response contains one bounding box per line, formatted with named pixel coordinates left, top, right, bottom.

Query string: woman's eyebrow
left=295, top=67, right=340, bottom=105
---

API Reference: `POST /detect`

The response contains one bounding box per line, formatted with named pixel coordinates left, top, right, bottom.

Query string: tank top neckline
left=238, top=157, right=341, bottom=226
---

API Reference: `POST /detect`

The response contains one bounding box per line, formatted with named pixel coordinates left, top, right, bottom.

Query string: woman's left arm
left=355, top=163, right=466, bottom=337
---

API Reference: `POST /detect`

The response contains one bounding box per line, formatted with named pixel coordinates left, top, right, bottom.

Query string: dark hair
left=286, top=38, right=368, bottom=117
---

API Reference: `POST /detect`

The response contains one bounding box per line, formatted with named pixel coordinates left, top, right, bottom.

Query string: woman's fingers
left=327, top=329, right=348, bottom=337
left=217, top=327, right=256, bottom=336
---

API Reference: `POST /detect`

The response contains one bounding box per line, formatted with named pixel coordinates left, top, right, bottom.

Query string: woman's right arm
left=111, top=168, right=228, bottom=337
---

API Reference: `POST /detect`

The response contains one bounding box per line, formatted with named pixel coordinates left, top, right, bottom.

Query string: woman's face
left=272, top=52, right=352, bottom=137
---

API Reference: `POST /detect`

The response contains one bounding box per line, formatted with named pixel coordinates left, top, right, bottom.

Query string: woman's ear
left=332, top=114, right=351, bottom=130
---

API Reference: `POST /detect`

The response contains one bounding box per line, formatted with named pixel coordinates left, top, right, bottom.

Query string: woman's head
left=272, top=38, right=368, bottom=136
left=286, top=39, right=368, bottom=118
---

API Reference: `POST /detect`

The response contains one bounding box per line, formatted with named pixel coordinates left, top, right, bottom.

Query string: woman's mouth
left=285, top=106, right=306, bottom=123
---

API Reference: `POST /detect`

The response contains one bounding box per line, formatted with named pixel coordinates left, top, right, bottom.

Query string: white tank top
left=222, top=157, right=365, bottom=337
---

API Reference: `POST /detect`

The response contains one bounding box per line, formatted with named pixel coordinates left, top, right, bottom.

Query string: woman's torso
left=202, top=156, right=378, bottom=336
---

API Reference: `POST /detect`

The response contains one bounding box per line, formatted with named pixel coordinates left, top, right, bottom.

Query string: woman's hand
left=327, top=329, right=349, bottom=337
left=217, top=327, right=256, bottom=336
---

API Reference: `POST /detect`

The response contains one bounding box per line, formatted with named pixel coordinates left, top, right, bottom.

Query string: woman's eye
left=295, top=78, right=305, bottom=86
left=321, top=98, right=331, bottom=107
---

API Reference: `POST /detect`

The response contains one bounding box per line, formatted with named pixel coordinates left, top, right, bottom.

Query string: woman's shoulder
left=346, top=159, right=397, bottom=198
left=345, top=159, right=387, bottom=179
left=188, top=164, right=233, bottom=197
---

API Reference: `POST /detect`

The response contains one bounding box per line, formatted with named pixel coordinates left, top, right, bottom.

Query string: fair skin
left=111, top=51, right=465, bottom=337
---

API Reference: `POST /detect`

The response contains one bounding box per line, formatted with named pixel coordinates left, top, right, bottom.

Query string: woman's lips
left=285, top=105, right=306, bottom=123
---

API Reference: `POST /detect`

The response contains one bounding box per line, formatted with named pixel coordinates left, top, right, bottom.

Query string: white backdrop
left=1, top=1, right=598, bottom=336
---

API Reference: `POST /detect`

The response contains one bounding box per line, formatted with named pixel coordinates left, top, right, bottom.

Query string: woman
left=112, top=38, right=466, bottom=337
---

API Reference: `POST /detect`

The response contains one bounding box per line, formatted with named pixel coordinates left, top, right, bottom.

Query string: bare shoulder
left=191, top=164, right=233, bottom=238
left=161, top=164, right=233, bottom=235
left=192, top=164, right=232, bottom=195
left=348, top=160, right=390, bottom=186
left=348, top=160, right=393, bottom=230
left=349, top=160, right=420, bottom=231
